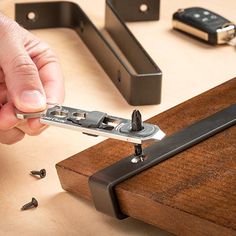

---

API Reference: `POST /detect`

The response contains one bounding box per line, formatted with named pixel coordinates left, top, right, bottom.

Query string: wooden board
left=56, top=78, right=236, bottom=236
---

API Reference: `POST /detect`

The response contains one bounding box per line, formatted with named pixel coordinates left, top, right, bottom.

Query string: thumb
left=0, top=29, right=46, bottom=112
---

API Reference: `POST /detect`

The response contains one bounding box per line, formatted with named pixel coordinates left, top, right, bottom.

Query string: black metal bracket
left=15, top=0, right=162, bottom=105
left=89, top=104, right=236, bottom=219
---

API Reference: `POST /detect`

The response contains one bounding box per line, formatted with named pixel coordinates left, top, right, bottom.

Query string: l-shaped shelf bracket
left=15, top=0, right=162, bottom=105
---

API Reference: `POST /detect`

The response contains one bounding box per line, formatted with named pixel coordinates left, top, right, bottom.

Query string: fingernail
left=20, top=90, right=46, bottom=110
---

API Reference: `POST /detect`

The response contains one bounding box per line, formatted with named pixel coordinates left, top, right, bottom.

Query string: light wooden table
left=0, top=0, right=235, bottom=235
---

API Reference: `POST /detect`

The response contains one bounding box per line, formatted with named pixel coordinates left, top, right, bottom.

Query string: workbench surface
left=0, top=0, right=235, bottom=235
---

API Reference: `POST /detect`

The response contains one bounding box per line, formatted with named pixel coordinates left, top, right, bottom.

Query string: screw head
left=39, top=169, right=46, bottom=178
left=31, top=169, right=46, bottom=178
left=31, top=198, right=38, bottom=207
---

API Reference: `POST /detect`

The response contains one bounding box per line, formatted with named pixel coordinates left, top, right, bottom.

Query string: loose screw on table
left=30, top=169, right=46, bottom=178
left=21, top=197, right=38, bottom=211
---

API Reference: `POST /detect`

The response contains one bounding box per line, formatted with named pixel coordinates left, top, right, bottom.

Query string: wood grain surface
left=57, top=78, right=236, bottom=236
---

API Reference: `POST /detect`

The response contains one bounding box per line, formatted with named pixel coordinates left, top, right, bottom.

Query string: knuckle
left=45, top=49, right=58, bottom=62
left=35, top=46, right=59, bottom=69
left=10, top=54, right=38, bottom=76
left=0, top=120, right=18, bottom=131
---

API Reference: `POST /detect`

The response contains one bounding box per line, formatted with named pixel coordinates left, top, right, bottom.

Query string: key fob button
left=193, top=13, right=200, bottom=18
left=202, top=17, right=209, bottom=22
left=203, top=11, right=210, bottom=15
left=210, top=15, right=218, bottom=19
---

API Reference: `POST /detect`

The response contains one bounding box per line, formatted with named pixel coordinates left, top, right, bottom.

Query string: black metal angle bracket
left=15, top=0, right=162, bottom=105
left=89, top=104, right=236, bottom=219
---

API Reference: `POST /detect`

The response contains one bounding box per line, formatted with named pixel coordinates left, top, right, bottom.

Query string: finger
left=17, top=122, right=48, bottom=136
left=0, top=127, right=25, bottom=145
left=16, top=119, right=48, bottom=136
left=27, top=39, right=65, bottom=104
left=0, top=68, right=4, bottom=83
left=27, top=118, right=48, bottom=131
left=0, top=83, right=7, bottom=104
left=39, top=58, right=65, bottom=104
left=0, top=31, right=46, bottom=112
left=0, top=102, right=19, bottom=130
left=0, top=101, right=47, bottom=134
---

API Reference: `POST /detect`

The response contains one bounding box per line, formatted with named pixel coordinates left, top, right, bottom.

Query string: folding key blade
left=15, top=105, right=165, bottom=144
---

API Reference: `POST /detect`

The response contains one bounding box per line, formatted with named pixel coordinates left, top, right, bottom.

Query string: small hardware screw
left=131, top=110, right=144, bottom=160
left=21, top=197, right=38, bottom=211
left=134, top=143, right=143, bottom=156
left=30, top=169, right=46, bottom=178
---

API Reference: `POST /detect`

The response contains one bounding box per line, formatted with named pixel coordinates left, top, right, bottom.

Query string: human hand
left=0, top=13, right=64, bottom=144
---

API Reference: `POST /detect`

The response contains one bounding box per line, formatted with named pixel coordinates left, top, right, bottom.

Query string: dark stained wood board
left=56, top=78, right=236, bottom=236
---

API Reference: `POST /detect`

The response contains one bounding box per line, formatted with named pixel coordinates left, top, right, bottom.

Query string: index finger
left=27, top=39, right=65, bottom=105
left=0, top=102, right=19, bottom=130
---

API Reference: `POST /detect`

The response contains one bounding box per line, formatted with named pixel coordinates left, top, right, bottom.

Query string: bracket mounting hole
left=27, top=12, right=37, bottom=21
left=139, top=4, right=149, bottom=13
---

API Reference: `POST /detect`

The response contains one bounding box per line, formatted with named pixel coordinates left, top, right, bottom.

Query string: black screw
left=30, top=169, right=46, bottom=178
left=21, top=197, right=38, bottom=211
left=134, top=143, right=143, bottom=156
left=131, top=110, right=144, bottom=157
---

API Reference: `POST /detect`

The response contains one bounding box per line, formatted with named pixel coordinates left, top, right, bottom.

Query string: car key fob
left=172, top=7, right=236, bottom=45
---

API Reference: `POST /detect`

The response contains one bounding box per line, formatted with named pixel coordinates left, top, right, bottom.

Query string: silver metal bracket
left=16, top=105, right=165, bottom=144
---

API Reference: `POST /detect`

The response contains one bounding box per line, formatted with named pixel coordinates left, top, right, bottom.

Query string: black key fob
left=172, top=7, right=236, bottom=45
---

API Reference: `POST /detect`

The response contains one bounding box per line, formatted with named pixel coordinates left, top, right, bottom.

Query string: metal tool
left=16, top=105, right=165, bottom=144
